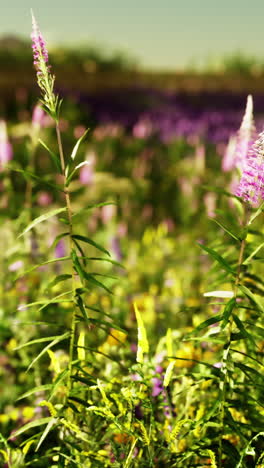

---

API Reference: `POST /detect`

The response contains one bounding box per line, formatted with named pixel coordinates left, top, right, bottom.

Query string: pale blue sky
left=2, top=0, right=264, bottom=70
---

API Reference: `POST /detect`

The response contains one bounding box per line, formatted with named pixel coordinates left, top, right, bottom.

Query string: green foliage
left=0, top=31, right=264, bottom=468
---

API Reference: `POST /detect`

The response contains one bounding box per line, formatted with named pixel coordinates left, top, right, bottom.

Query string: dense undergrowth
left=0, top=13, right=263, bottom=468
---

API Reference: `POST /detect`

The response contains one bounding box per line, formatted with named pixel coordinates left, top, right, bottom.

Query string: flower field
left=0, top=14, right=263, bottom=468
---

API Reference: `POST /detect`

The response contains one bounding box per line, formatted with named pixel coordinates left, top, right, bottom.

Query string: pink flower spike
left=30, top=9, right=57, bottom=117
left=236, top=130, right=264, bottom=206
left=233, top=95, right=257, bottom=172
left=31, top=10, right=49, bottom=68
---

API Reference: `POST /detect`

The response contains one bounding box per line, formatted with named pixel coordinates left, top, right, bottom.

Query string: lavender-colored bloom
left=31, top=11, right=57, bottom=117
left=111, top=236, right=122, bottom=261
left=152, top=377, right=163, bottom=397
left=0, top=120, right=13, bottom=166
left=55, top=239, right=66, bottom=259
left=32, top=104, right=46, bottom=129
left=79, top=164, right=94, bottom=185
left=31, top=11, right=49, bottom=69
left=222, top=134, right=237, bottom=172
left=225, top=95, right=256, bottom=173
left=236, top=130, right=264, bottom=206
left=8, top=260, right=24, bottom=272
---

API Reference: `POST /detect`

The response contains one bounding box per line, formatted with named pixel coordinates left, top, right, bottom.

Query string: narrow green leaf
left=239, top=285, right=264, bottom=313
left=83, top=256, right=124, bottom=268
left=15, top=256, right=70, bottom=281
left=221, top=297, right=236, bottom=329
left=16, top=385, right=52, bottom=401
left=45, top=274, right=72, bottom=290
left=70, top=128, right=89, bottom=160
left=66, top=161, right=91, bottom=186
left=188, top=314, right=223, bottom=335
left=209, top=218, right=240, bottom=241
left=76, top=294, right=89, bottom=321
left=49, top=232, right=69, bottom=251
left=18, top=208, right=66, bottom=238
left=232, top=314, right=256, bottom=347
left=9, top=418, right=52, bottom=439
left=36, top=418, right=58, bottom=451
left=15, top=333, right=70, bottom=351
left=197, top=243, right=235, bottom=275
left=243, top=242, right=264, bottom=265
left=72, top=234, right=110, bottom=257
left=26, top=332, right=71, bottom=371
left=48, top=368, right=68, bottom=401
left=234, top=361, right=263, bottom=379
left=17, top=290, right=72, bottom=312
left=38, top=138, right=62, bottom=172
left=84, top=318, right=126, bottom=334
left=6, top=166, right=62, bottom=191
left=72, top=250, right=112, bottom=293
left=72, top=202, right=116, bottom=219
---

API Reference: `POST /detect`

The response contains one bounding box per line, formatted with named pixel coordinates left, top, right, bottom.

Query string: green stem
left=55, top=123, right=77, bottom=398
left=218, top=207, right=248, bottom=466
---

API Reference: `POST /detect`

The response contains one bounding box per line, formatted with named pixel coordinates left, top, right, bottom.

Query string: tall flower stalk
left=30, top=11, right=82, bottom=398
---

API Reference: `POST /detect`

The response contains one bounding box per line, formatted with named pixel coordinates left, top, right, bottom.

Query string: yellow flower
left=9, top=409, right=19, bottom=421
left=174, top=343, right=201, bottom=368
left=106, top=328, right=127, bottom=346
left=22, top=406, right=35, bottom=420
left=0, top=414, right=9, bottom=424
left=6, top=338, right=17, bottom=354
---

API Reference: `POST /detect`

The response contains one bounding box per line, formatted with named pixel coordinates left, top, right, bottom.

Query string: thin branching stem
left=55, top=123, right=77, bottom=398
left=218, top=205, right=248, bottom=466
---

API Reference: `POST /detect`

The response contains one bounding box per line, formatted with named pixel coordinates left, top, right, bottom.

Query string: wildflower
left=236, top=129, right=264, bottom=205
left=31, top=10, right=58, bottom=118
left=0, top=120, right=13, bottom=166
left=223, top=95, right=256, bottom=172
left=234, top=95, right=256, bottom=169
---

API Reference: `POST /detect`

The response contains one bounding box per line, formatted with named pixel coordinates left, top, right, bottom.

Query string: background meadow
left=0, top=3, right=264, bottom=467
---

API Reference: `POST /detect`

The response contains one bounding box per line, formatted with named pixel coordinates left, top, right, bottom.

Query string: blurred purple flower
left=0, top=120, right=13, bottom=166
left=111, top=236, right=122, bottom=261
left=37, top=191, right=52, bottom=206
left=79, top=164, right=94, bottom=185
left=8, top=260, right=24, bottom=272
left=204, top=192, right=216, bottom=218
left=152, top=376, right=163, bottom=397
left=55, top=239, right=66, bottom=259
left=32, top=104, right=46, bottom=129
left=101, top=204, right=116, bottom=224
left=222, top=134, right=237, bottom=172
left=133, top=119, right=152, bottom=139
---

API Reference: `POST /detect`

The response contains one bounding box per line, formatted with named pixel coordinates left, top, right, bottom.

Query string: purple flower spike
left=30, top=10, right=57, bottom=117
left=223, top=96, right=256, bottom=173
left=31, top=11, right=49, bottom=69
left=236, top=130, right=264, bottom=206
left=233, top=95, right=256, bottom=171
